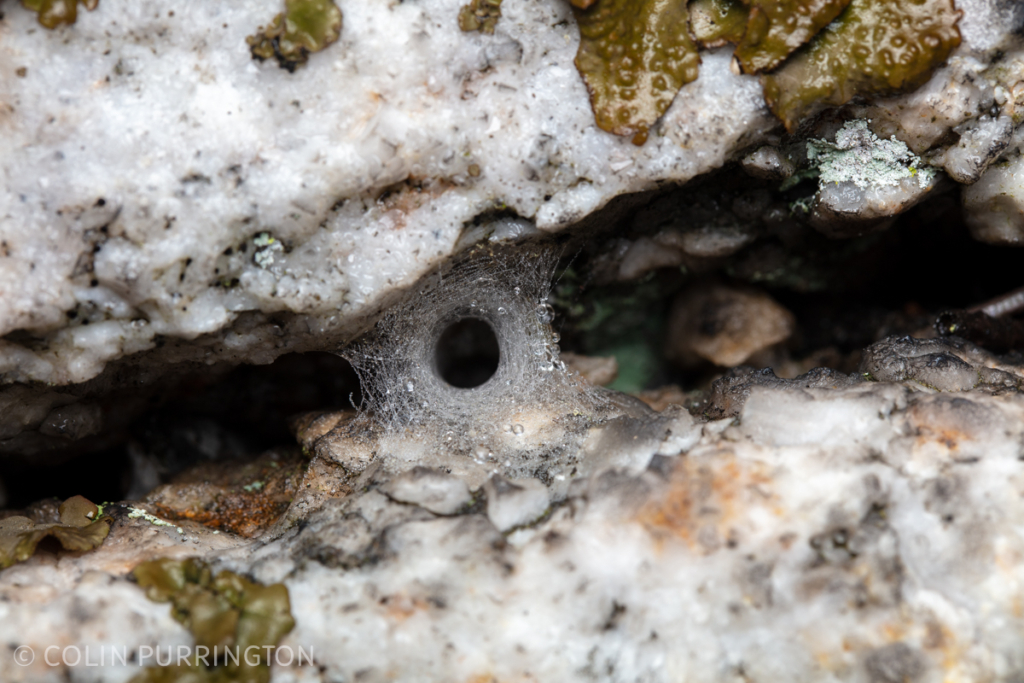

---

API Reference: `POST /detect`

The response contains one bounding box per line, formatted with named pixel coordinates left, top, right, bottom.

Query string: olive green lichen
left=572, top=0, right=701, bottom=145
left=762, top=0, right=962, bottom=131
left=459, top=0, right=502, bottom=34
left=733, top=0, right=852, bottom=74
left=807, top=119, right=936, bottom=189
left=21, top=0, right=97, bottom=29
left=247, top=0, right=342, bottom=73
left=131, top=558, right=295, bottom=683
left=688, top=0, right=748, bottom=48
left=568, top=0, right=959, bottom=142
left=0, top=495, right=110, bottom=569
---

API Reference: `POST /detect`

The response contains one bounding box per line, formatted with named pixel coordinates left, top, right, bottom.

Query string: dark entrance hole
left=434, top=317, right=501, bottom=388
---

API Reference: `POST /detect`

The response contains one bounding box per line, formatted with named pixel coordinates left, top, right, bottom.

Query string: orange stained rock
left=637, top=449, right=777, bottom=551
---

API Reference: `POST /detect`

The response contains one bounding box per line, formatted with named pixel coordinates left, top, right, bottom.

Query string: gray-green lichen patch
left=131, top=558, right=295, bottom=683
left=247, top=0, right=343, bottom=73
left=458, top=0, right=502, bottom=34
left=799, top=120, right=942, bottom=237
left=733, top=0, right=852, bottom=74
left=762, top=0, right=962, bottom=131
left=20, top=0, right=97, bottom=29
left=808, top=119, right=936, bottom=191
left=0, top=495, right=110, bottom=569
left=572, top=0, right=701, bottom=145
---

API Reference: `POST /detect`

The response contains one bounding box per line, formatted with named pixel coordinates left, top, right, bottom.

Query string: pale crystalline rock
left=484, top=475, right=549, bottom=532
left=380, top=466, right=472, bottom=515
left=2, top=383, right=1024, bottom=682
left=963, top=145, right=1024, bottom=245
left=1, top=0, right=1023, bottom=448
left=0, top=0, right=775, bottom=392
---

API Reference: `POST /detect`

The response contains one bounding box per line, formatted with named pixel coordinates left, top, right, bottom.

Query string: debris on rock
left=142, top=450, right=307, bottom=538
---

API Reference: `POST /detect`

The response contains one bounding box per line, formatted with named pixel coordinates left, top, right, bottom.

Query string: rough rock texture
left=3, top=3, right=1024, bottom=678
left=3, top=355, right=1024, bottom=681
left=2, top=0, right=1024, bottom=451
left=0, top=0, right=777, bottom=390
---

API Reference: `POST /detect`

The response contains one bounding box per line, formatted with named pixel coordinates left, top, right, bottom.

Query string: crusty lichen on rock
left=247, top=0, right=343, bottom=73
left=762, top=0, right=962, bottom=131
left=733, top=0, right=852, bottom=74
left=20, top=0, right=98, bottom=29
left=572, top=0, right=701, bottom=145
left=807, top=119, right=936, bottom=190
left=0, top=495, right=110, bottom=569
left=132, top=557, right=295, bottom=682
left=458, top=0, right=502, bottom=34
left=688, top=0, right=748, bottom=48
left=570, top=0, right=960, bottom=143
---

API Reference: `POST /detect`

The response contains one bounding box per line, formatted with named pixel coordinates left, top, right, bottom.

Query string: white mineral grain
left=380, top=466, right=472, bottom=515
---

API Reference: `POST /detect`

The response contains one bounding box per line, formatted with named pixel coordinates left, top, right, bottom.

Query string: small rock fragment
left=561, top=352, right=619, bottom=387
left=860, top=335, right=1023, bottom=392
left=666, top=283, right=795, bottom=368
left=962, top=152, right=1024, bottom=246
left=938, top=115, right=1014, bottom=185
left=381, top=466, right=472, bottom=515
left=803, top=120, right=942, bottom=237
left=808, top=120, right=936, bottom=191
left=741, top=146, right=796, bottom=181
left=702, top=365, right=862, bottom=419
left=616, top=237, right=685, bottom=281
left=484, top=476, right=549, bottom=532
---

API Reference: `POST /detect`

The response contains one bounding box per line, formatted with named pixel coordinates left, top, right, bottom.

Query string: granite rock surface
left=2, top=360, right=1024, bottom=681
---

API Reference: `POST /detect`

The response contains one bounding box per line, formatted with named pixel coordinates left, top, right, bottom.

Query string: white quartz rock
left=0, top=0, right=775, bottom=390
left=963, top=147, right=1024, bottom=245
left=484, top=475, right=549, bottom=532
left=380, top=466, right=472, bottom=515
left=4, top=383, right=1024, bottom=682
